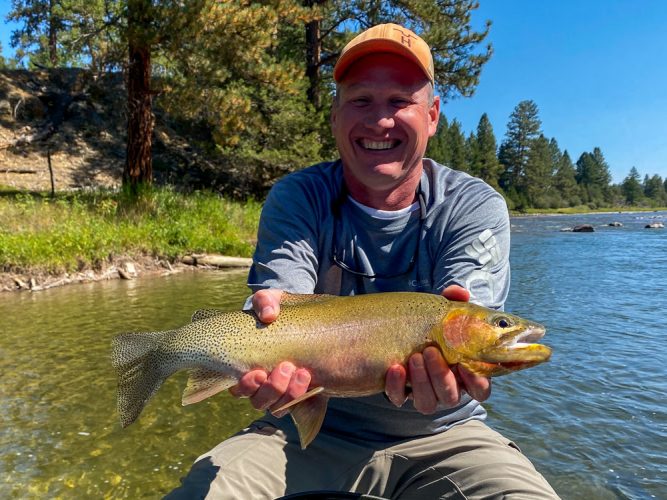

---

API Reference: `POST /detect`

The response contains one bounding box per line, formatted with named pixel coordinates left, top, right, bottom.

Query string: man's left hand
left=384, top=285, right=492, bottom=414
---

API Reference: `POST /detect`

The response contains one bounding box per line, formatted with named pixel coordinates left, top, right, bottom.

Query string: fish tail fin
left=111, top=330, right=175, bottom=428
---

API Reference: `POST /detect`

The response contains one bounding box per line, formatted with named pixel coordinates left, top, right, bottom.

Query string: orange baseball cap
left=333, top=23, right=434, bottom=84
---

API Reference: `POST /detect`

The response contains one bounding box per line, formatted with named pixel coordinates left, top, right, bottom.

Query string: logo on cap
left=394, top=27, right=415, bottom=48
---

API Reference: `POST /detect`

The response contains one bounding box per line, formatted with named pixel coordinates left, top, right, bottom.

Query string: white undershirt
left=347, top=196, right=419, bottom=220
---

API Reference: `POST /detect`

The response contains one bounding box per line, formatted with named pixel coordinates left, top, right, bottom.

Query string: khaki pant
left=166, top=419, right=559, bottom=500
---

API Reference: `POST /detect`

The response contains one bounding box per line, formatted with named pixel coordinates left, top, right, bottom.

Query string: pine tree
left=426, top=113, right=450, bottom=165
left=7, top=0, right=66, bottom=67
left=553, top=150, right=580, bottom=206
left=524, top=134, right=552, bottom=208
left=305, top=0, right=493, bottom=109
left=499, top=100, right=542, bottom=206
left=6, top=0, right=122, bottom=70
left=622, top=167, right=643, bottom=205
left=447, top=119, right=468, bottom=173
left=576, top=147, right=612, bottom=206
left=643, top=174, right=667, bottom=206
left=466, top=131, right=478, bottom=176
left=472, top=113, right=501, bottom=189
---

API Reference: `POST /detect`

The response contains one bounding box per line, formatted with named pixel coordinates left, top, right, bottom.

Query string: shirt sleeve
left=433, top=188, right=511, bottom=310
left=246, top=176, right=320, bottom=296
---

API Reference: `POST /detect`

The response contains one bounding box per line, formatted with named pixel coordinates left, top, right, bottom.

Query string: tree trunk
left=305, top=17, right=321, bottom=109
left=303, top=0, right=326, bottom=110
left=123, top=0, right=154, bottom=193
left=48, top=0, right=58, bottom=66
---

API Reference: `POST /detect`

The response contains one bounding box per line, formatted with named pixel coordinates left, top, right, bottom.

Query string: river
left=1, top=211, right=665, bottom=499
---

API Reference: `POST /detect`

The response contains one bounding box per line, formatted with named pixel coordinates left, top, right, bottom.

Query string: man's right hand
left=228, top=289, right=312, bottom=417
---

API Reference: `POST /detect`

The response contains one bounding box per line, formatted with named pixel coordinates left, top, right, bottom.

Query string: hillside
left=0, top=68, right=232, bottom=194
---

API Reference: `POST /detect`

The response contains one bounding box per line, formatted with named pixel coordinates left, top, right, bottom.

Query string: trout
left=112, top=292, right=551, bottom=448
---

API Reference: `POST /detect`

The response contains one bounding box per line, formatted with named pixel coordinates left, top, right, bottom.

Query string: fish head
left=438, top=302, right=552, bottom=377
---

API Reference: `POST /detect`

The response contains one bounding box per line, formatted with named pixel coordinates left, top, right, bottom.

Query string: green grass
left=0, top=187, right=262, bottom=274
left=511, top=205, right=667, bottom=216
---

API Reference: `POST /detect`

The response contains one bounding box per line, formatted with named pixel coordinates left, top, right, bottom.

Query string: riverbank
left=0, top=187, right=260, bottom=292
left=1, top=253, right=253, bottom=292
left=2, top=186, right=665, bottom=293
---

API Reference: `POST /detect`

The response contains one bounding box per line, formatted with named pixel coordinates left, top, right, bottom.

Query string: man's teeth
left=361, top=139, right=396, bottom=150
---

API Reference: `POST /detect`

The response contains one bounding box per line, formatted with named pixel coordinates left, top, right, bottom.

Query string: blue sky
left=2, top=1, right=666, bottom=184
left=443, top=1, right=667, bottom=183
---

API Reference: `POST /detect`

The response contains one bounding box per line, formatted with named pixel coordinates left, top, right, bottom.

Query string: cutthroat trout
left=112, top=292, right=551, bottom=448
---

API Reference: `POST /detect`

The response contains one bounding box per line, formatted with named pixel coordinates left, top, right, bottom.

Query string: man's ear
left=428, top=95, right=440, bottom=138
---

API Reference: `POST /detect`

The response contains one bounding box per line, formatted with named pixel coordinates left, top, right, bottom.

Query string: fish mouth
left=501, top=324, right=546, bottom=348
left=481, top=324, right=551, bottom=364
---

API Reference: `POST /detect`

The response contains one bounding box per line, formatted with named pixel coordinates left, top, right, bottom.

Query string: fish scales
left=112, top=291, right=551, bottom=448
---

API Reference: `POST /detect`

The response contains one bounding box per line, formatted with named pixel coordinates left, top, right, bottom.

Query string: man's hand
left=228, top=289, right=311, bottom=417
left=385, top=285, right=492, bottom=414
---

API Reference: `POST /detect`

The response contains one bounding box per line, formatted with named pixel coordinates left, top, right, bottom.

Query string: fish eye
left=494, top=316, right=513, bottom=329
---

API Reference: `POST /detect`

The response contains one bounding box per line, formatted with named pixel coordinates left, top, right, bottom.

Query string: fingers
left=409, top=352, right=438, bottom=414
left=229, top=369, right=268, bottom=398
left=228, top=362, right=312, bottom=417
left=457, top=365, right=492, bottom=402
left=271, top=368, right=311, bottom=418
left=252, top=289, right=283, bottom=323
left=442, top=285, right=470, bottom=302
left=385, top=364, right=409, bottom=407
left=422, top=347, right=461, bottom=407
left=408, top=347, right=461, bottom=414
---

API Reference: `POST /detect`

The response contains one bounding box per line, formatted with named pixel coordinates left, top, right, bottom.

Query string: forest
left=2, top=0, right=666, bottom=210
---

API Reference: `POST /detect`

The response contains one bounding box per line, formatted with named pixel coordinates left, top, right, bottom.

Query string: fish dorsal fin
left=182, top=368, right=237, bottom=405
left=191, top=309, right=226, bottom=322
left=280, top=293, right=336, bottom=307
left=273, top=387, right=328, bottom=449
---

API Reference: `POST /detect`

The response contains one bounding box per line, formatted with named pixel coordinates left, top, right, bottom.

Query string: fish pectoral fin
left=190, top=309, right=227, bottom=322
left=182, top=369, right=237, bottom=406
left=275, top=388, right=328, bottom=450
left=280, top=293, right=336, bottom=306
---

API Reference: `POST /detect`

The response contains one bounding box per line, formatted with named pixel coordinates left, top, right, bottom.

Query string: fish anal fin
left=280, top=293, right=335, bottom=306
left=182, top=368, right=237, bottom=406
left=191, top=309, right=226, bottom=322
left=288, top=392, right=329, bottom=450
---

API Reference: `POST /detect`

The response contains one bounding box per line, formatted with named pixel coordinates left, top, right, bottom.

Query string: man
left=169, top=23, right=558, bottom=499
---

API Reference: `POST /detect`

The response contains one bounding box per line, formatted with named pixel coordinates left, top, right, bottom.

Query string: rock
left=13, top=277, right=29, bottom=290
left=119, top=261, right=137, bottom=279
left=608, top=222, right=623, bottom=227
left=572, top=224, right=595, bottom=232
left=645, top=222, right=664, bottom=229
left=118, top=268, right=132, bottom=280
left=0, top=99, right=11, bottom=116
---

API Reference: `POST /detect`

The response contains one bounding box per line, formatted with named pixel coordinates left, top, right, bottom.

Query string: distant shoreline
left=510, top=208, right=667, bottom=217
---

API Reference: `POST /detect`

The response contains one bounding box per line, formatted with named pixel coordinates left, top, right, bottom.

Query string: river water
left=1, top=211, right=665, bottom=499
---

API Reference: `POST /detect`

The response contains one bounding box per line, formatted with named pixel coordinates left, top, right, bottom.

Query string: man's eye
left=351, top=97, right=370, bottom=106
left=391, top=98, right=411, bottom=107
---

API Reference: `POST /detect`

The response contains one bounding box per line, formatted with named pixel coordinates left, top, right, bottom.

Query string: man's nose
left=364, top=105, right=395, bottom=130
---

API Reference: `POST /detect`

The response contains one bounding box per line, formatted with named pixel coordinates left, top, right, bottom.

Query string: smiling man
left=168, top=24, right=559, bottom=499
